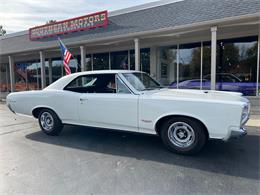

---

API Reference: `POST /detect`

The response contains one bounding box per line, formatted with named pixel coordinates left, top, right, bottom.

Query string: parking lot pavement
left=0, top=103, right=259, bottom=195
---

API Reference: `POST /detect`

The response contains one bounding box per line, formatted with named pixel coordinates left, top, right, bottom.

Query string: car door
left=78, top=73, right=139, bottom=132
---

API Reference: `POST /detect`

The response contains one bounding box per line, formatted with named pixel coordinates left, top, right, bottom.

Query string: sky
left=0, top=0, right=160, bottom=33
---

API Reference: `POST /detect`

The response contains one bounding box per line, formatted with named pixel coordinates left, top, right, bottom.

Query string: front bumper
left=229, top=127, right=247, bottom=139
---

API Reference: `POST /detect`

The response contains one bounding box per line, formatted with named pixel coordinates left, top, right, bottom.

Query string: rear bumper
left=6, top=103, right=15, bottom=113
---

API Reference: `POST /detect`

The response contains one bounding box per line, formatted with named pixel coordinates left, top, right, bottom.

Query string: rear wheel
left=38, top=109, right=63, bottom=136
left=160, top=117, right=207, bottom=155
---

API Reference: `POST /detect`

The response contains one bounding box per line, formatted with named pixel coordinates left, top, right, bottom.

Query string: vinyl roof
left=0, top=0, right=259, bottom=55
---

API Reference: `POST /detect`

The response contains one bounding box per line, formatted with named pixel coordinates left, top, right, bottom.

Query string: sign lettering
left=29, top=11, right=108, bottom=40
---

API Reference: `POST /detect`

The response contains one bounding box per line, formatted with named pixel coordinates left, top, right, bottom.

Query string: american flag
left=58, top=37, right=72, bottom=75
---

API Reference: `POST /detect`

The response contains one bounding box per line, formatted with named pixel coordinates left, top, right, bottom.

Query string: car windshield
left=123, top=72, right=162, bottom=91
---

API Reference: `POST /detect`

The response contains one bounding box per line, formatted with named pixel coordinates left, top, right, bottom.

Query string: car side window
left=64, top=74, right=117, bottom=93
left=68, top=76, right=97, bottom=88
left=116, top=76, right=131, bottom=94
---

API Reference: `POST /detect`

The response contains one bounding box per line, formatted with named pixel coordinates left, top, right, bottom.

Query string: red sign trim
left=29, top=10, right=108, bottom=40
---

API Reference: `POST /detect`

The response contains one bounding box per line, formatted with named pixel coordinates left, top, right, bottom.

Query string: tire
left=159, top=117, right=207, bottom=155
left=38, top=109, right=63, bottom=136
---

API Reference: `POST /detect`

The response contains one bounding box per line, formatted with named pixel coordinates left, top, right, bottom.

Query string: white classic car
left=6, top=70, right=250, bottom=154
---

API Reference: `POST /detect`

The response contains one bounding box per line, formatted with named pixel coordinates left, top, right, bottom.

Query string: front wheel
left=160, top=117, right=207, bottom=155
left=38, top=109, right=63, bottom=136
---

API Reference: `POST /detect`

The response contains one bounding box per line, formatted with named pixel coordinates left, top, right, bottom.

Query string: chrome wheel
left=40, top=112, right=54, bottom=131
left=168, top=122, right=195, bottom=148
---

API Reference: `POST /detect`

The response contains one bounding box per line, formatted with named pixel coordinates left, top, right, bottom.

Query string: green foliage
left=0, top=25, right=6, bottom=36
left=46, top=20, right=57, bottom=24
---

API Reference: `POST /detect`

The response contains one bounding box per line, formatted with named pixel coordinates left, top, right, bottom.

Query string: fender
left=153, top=111, right=208, bottom=132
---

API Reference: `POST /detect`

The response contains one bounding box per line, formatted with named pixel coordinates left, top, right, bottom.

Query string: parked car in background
left=170, top=73, right=257, bottom=96
left=6, top=70, right=249, bottom=154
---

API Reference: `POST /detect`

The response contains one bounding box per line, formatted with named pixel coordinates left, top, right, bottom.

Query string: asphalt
left=0, top=103, right=259, bottom=195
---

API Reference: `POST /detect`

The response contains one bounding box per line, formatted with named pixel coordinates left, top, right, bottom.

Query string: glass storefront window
left=158, top=36, right=258, bottom=95
left=85, top=54, right=92, bottom=71
left=159, top=46, right=177, bottom=86
left=28, top=61, right=41, bottom=90
left=178, top=43, right=201, bottom=89
left=201, top=43, right=211, bottom=90
left=111, top=51, right=129, bottom=70
left=15, top=62, right=28, bottom=91
left=12, top=57, right=79, bottom=91
left=130, top=50, right=135, bottom=70
left=140, top=48, right=150, bottom=74
left=52, top=59, right=63, bottom=82
left=45, top=61, right=50, bottom=86
left=0, top=64, right=10, bottom=92
left=70, top=59, right=79, bottom=73
left=130, top=48, right=150, bottom=73
left=15, top=61, right=41, bottom=91
left=52, top=57, right=78, bottom=81
left=216, top=36, right=258, bottom=96
left=93, top=53, right=109, bottom=70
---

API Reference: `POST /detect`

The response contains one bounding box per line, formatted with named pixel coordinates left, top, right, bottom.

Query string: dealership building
left=0, top=0, right=259, bottom=100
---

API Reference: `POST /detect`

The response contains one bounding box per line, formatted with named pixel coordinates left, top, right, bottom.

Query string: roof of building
left=0, top=0, right=259, bottom=55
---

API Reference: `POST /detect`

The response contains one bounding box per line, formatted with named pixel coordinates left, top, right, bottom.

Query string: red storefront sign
left=29, top=10, right=108, bottom=40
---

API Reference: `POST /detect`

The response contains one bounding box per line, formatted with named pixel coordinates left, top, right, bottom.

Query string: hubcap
left=168, top=122, right=195, bottom=148
left=40, top=112, right=54, bottom=131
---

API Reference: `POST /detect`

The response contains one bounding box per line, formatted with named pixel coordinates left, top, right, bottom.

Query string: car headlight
left=241, top=104, right=250, bottom=126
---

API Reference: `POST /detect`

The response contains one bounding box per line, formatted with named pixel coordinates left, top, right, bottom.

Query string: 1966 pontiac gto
left=6, top=70, right=250, bottom=154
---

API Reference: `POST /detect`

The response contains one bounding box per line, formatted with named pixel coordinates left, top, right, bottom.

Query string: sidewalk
left=246, top=118, right=260, bottom=128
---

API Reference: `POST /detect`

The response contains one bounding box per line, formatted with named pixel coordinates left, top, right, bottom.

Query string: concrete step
left=250, top=115, right=260, bottom=120
left=250, top=105, right=260, bottom=110
left=251, top=110, right=260, bottom=115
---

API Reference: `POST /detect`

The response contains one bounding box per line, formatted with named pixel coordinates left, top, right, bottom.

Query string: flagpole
left=58, top=36, right=81, bottom=73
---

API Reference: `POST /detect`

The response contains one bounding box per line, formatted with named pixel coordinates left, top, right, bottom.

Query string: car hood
left=145, top=89, right=249, bottom=104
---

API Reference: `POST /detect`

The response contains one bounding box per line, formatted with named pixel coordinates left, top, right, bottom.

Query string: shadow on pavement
left=26, top=125, right=260, bottom=180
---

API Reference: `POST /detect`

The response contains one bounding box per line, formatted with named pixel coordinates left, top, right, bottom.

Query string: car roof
left=71, top=70, right=141, bottom=77
left=44, top=70, right=143, bottom=90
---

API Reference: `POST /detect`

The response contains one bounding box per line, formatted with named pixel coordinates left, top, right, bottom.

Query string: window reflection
left=93, top=53, right=109, bottom=70
left=178, top=43, right=201, bottom=89
left=111, top=51, right=128, bottom=70
left=69, top=59, right=79, bottom=74
left=130, top=50, right=135, bottom=70
left=130, top=48, right=150, bottom=73
left=45, top=61, right=49, bottom=86
left=85, top=54, right=92, bottom=71
left=159, top=36, right=258, bottom=95
left=0, top=64, right=10, bottom=92
left=202, top=43, right=211, bottom=90
left=140, top=48, right=150, bottom=74
left=52, top=59, right=63, bottom=82
left=216, top=36, right=257, bottom=96
left=159, top=46, right=177, bottom=86
left=15, top=61, right=41, bottom=91
left=51, top=57, right=79, bottom=82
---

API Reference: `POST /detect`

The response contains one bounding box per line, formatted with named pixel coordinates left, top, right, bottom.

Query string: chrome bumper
left=229, top=127, right=247, bottom=139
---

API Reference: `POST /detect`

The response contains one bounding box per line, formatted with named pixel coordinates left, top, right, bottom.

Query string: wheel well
left=155, top=115, right=209, bottom=139
left=32, top=107, right=55, bottom=119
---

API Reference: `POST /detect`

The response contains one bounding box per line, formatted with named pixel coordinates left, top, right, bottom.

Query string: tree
left=46, top=20, right=57, bottom=24
left=0, top=25, right=6, bottom=36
